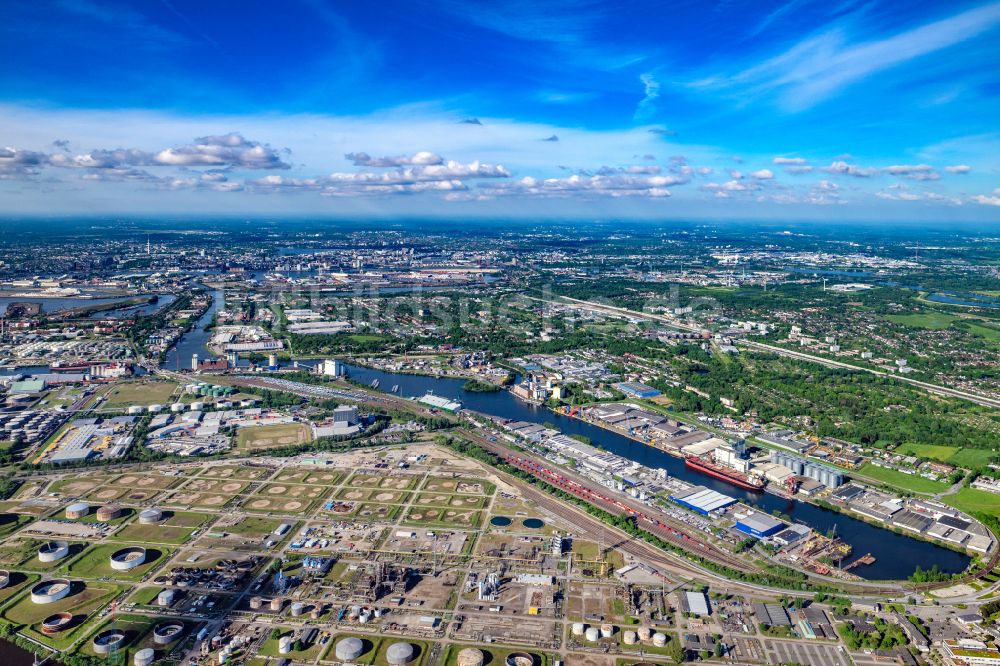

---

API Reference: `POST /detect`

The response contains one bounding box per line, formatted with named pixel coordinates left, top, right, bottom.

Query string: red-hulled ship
left=684, top=455, right=764, bottom=491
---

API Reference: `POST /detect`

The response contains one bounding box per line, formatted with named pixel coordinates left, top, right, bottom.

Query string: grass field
left=110, top=511, right=208, bottom=545
left=896, top=443, right=962, bottom=462
left=893, top=443, right=997, bottom=470
left=224, top=516, right=286, bottom=537
left=101, top=381, right=178, bottom=408
left=964, top=321, right=1000, bottom=344
left=884, top=312, right=961, bottom=329
left=3, top=581, right=120, bottom=649
left=857, top=463, right=949, bottom=494
left=234, top=423, right=312, bottom=450
left=950, top=449, right=999, bottom=469
left=0, top=572, right=37, bottom=607
left=66, top=544, right=170, bottom=580
left=942, top=487, right=1000, bottom=519
left=0, top=512, right=32, bottom=537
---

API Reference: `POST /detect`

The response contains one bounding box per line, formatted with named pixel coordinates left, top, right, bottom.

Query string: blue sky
left=1, top=0, right=998, bottom=219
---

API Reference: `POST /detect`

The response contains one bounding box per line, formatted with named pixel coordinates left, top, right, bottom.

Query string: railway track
left=460, top=430, right=920, bottom=597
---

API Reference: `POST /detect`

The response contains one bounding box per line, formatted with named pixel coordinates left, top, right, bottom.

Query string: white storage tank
left=600, top=623, right=614, bottom=638
left=386, top=642, right=415, bottom=665
left=170, top=403, right=186, bottom=413
left=623, top=630, right=638, bottom=645
left=127, top=406, right=144, bottom=415
left=65, top=502, right=89, bottom=519
left=652, top=632, right=667, bottom=647
left=571, top=622, right=585, bottom=636
left=139, top=507, right=163, bottom=524
left=335, top=637, right=365, bottom=662
left=637, top=626, right=652, bottom=641
left=147, top=404, right=163, bottom=413
left=157, top=589, right=175, bottom=606
left=278, top=635, right=293, bottom=654
left=134, top=648, right=155, bottom=666
left=457, top=647, right=485, bottom=666
left=584, top=627, right=600, bottom=642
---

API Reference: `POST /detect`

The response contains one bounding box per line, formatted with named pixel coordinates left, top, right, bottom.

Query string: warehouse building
left=612, top=382, right=661, bottom=398
left=734, top=511, right=785, bottom=538
left=669, top=486, right=736, bottom=515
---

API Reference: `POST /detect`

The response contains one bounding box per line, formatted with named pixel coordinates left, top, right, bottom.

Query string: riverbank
left=337, top=361, right=972, bottom=581
left=555, top=403, right=988, bottom=564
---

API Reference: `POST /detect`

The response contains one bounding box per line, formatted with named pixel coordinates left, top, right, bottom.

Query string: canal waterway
left=160, top=287, right=224, bottom=370
left=341, top=362, right=971, bottom=581
left=0, top=639, right=35, bottom=666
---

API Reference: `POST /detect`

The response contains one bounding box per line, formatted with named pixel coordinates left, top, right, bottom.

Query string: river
left=0, top=639, right=36, bottom=666
left=160, top=287, right=224, bottom=370
left=341, top=362, right=971, bottom=581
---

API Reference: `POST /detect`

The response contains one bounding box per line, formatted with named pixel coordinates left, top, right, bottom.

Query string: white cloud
left=154, top=133, right=290, bottom=168
left=972, top=194, right=1000, bottom=206
left=0, top=146, right=47, bottom=177
left=345, top=151, right=444, bottom=167
left=634, top=72, right=661, bottom=121
left=694, top=2, right=1000, bottom=110
left=749, top=168, right=774, bottom=179
left=773, top=157, right=807, bottom=165
left=784, top=165, right=814, bottom=174
left=822, top=160, right=877, bottom=177
left=944, top=164, right=971, bottom=173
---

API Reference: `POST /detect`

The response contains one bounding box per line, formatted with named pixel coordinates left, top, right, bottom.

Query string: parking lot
left=761, top=638, right=852, bottom=666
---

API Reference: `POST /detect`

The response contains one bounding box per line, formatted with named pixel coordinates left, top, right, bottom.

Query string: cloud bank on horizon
left=0, top=0, right=998, bottom=218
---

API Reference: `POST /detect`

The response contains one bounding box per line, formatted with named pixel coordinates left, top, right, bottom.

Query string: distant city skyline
left=1, top=0, right=999, bottom=219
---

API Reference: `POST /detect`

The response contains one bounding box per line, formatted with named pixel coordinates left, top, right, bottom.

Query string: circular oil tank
left=134, top=647, right=155, bottom=666
left=269, top=597, right=283, bottom=612
left=600, top=623, right=614, bottom=638
left=110, top=546, right=147, bottom=571
left=457, top=648, right=485, bottom=666
left=278, top=635, right=293, bottom=654
left=157, top=589, right=175, bottom=606
left=623, top=630, right=638, bottom=645
left=38, top=539, right=70, bottom=562
left=584, top=627, right=600, bottom=642
left=170, top=403, right=185, bottom=413
left=652, top=632, right=667, bottom=647
left=93, top=629, right=126, bottom=654
left=96, top=504, right=122, bottom=521
left=65, top=502, right=89, bottom=519
left=637, top=626, right=652, bottom=641
left=521, top=518, right=544, bottom=529
left=505, top=653, right=536, bottom=666
left=138, top=507, right=163, bottom=524
left=31, top=579, right=72, bottom=604
left=386, top=642, right=415, bottom=665
left=190, top=401, right=205, bottom=411
left=127, top=406, right=144, bottom=415
left=335, top=637, right=365, bottom=662
left=153, top=621, right=184, bottom=645
left=571, top=622, right=585, bottom=636
left=41, top=612, right=73, bottom=635
left=489, top=516, right=512, bottom=527
left=290, top=601, right=305, bottom=617
left=249, top=596, right=263, bottom=610
left=0, top=569, right=10, bottom=589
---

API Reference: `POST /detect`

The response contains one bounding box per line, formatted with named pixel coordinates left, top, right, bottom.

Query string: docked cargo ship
left=684, top=455, right=764, bottom=491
